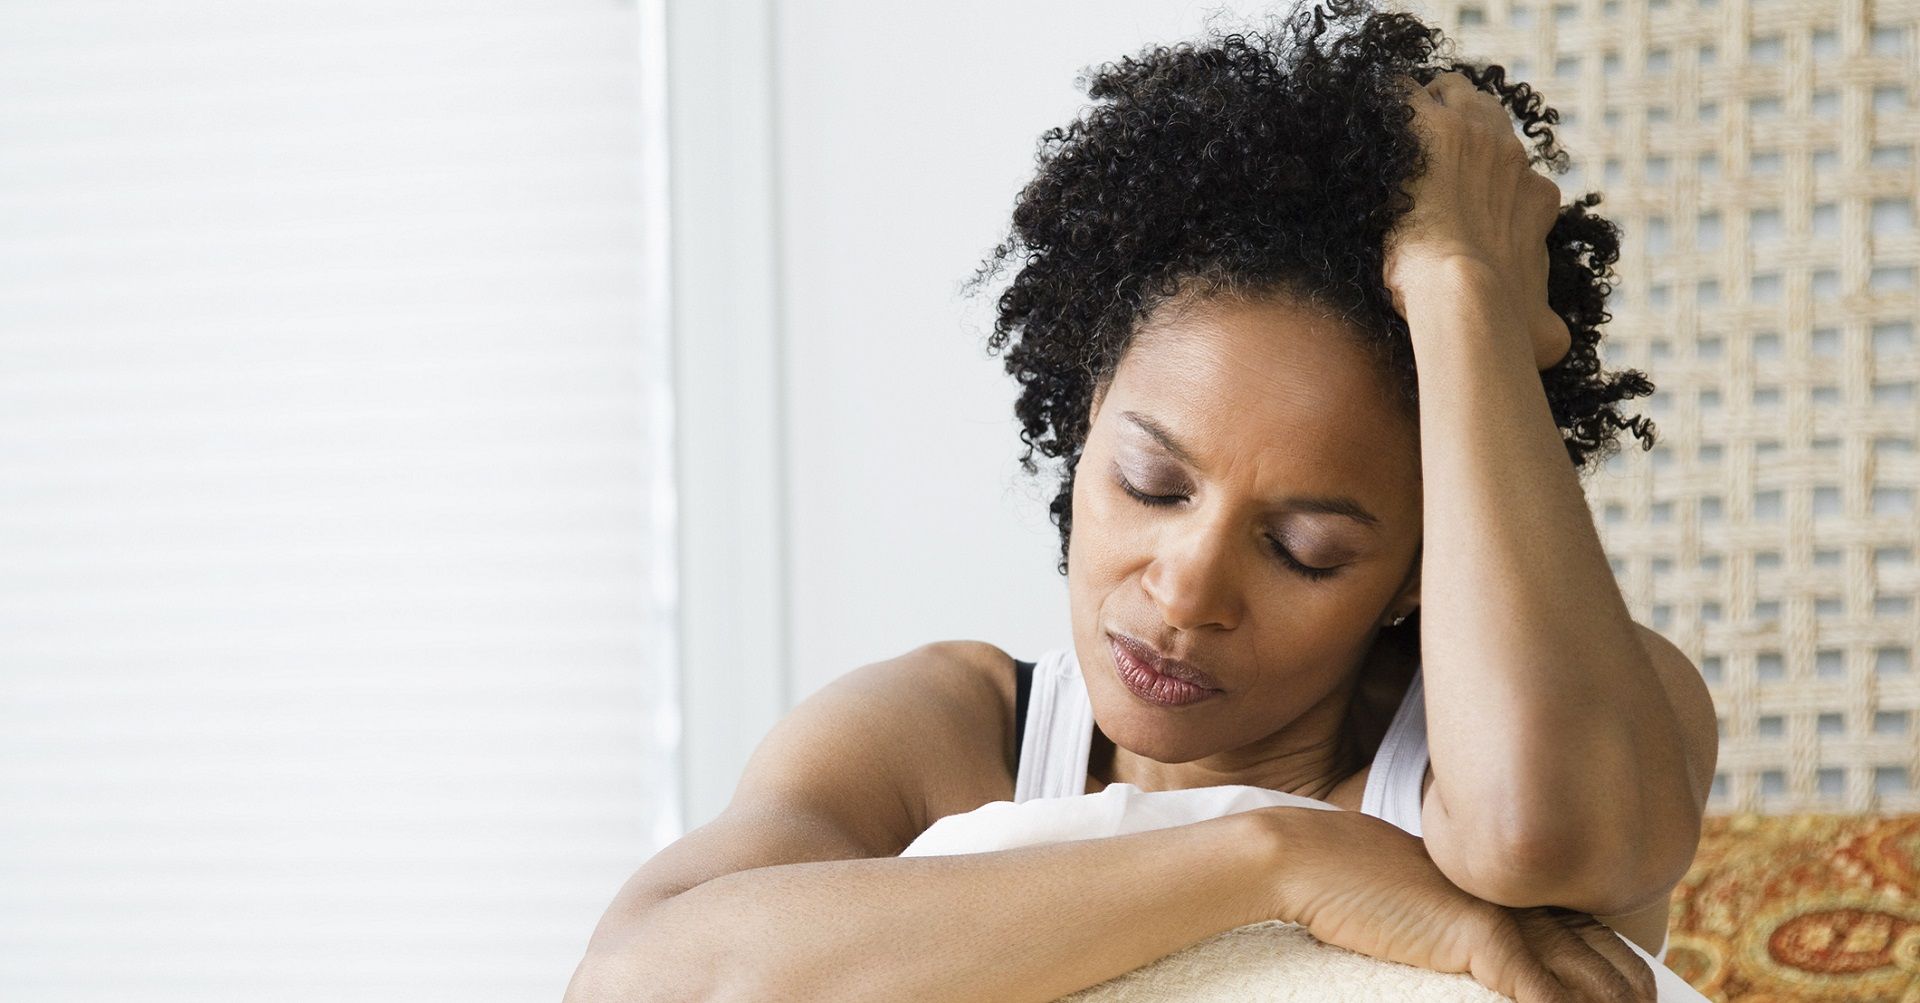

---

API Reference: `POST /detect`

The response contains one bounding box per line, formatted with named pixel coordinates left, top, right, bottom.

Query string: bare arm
left=1383, top=72, right=1714, bottom=916
left=563, top=643, right=1288, bottom=1001
left=563, top=642, right=1651, bottom=1002
left=1399, top=260, right=1711, bottom=915
left=564, top=808, right=1278, bottom=1003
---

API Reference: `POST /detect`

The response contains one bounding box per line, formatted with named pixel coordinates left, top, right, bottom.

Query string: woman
left=566, top=2, right=1718, bottom=1000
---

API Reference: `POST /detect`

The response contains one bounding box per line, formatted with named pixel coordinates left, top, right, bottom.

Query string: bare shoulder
left=905, top=638, right=1018, bottom=714
left=574, top=640, right=1017, bottom=959
left=900, top=639, right=1022, bottom=819
left=735, top=639, right=1019, bottom=846
left=930, top=638, right=1020, bottom=733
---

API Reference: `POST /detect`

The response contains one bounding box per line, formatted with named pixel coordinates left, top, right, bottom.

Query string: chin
left=1089, top=683, right=1211, bottom=762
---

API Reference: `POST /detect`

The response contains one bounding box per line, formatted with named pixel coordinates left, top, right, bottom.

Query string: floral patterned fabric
left=1667, top=814, right=1920, bottom=1001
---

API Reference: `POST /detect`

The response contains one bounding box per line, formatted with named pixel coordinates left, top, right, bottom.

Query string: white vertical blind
left=0, top=2, right=676, bottom=1000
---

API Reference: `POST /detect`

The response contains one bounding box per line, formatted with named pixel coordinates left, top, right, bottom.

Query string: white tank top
left=1009, top=643, right=1670, bottom=965
left=1012, top=645, right=1429, bottom=836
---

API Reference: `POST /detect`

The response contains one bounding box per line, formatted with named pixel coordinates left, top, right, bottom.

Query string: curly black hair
left=965, top=0, right=1657, bottom=577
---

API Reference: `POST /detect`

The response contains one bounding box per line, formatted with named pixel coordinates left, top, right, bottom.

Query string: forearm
left=567, top=809, right=1279, bottom=1003
left=1399, top=259, right=1695, bottom=905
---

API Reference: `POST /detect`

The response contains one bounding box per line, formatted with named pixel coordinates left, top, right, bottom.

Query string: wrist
left=1390, top=259, right=1543, bottom=366
left=1386, top=253, right=1506, bottom=314
left=1221, top=805, right=1344, bottom=928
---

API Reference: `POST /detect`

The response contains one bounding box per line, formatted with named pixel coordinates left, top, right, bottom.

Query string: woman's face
left=1068, top=289, right=1425, bottom=767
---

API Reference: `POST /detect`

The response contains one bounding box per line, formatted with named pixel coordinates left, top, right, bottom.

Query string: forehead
left=1107, top=291, right=1419, bottom=479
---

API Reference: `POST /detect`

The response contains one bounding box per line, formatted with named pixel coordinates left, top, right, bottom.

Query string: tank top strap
left=1012, top=647, right=1095, bottom=802
left=1360, top=665, right=1430, bottom=838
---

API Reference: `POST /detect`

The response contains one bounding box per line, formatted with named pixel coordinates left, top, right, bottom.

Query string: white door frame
left=663, top=0, right=789, bottom=833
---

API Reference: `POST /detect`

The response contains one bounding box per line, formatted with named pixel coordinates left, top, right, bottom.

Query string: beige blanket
left=902, top=783, right=1706, bottom=1002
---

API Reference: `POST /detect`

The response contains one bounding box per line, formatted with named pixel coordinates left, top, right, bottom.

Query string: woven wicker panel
left=1390, top=0, right=1920, bottom=813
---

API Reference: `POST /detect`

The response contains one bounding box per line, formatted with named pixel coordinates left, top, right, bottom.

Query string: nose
left=1140, top=516, right=1245, bottom=632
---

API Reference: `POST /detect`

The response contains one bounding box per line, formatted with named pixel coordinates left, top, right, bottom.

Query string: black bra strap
left=1013, top=658, right=1035, bottom=761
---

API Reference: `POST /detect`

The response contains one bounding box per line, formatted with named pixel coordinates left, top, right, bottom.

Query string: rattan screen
left=1394, top=0, right=1920, bottom=813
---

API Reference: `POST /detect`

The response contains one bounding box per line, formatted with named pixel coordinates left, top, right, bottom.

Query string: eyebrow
left=1119, top=409, right=1383, bottom=528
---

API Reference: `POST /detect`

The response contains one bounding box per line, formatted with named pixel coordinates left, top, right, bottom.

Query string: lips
left=1107, top=631, right=1223, bottom=691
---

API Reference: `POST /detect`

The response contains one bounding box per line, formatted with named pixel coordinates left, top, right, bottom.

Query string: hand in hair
left=1383, top=70, right=1572, bottom=371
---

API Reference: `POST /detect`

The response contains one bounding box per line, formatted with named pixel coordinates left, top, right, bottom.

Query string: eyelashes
left=1113, top=473, right=1340, bottom=582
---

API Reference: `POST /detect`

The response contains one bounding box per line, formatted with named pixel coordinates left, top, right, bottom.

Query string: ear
left=1390, top=542, right=1421, bottom=624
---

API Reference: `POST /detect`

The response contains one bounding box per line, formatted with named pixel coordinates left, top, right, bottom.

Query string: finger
left=1537, top=317, right=1573, bottom=372
left=1471, top=91, right=1522, bottom=141
left=1426, top=70, right=1476, bottom=106
left=1521, top=167, right=1562, bottom=210
left=1397, top=74, right=1441, bottom=122
left=1568, top=920, right=1659, bottom=1002
left=1396, top=73, right=1437, bottom=103
left=1428, top=71, right=1502, bottom=125
left=1520, top=171, right=1564, bottom=241
left=1532, top=914, right=1641, bottom=1003
left=1466, top=912, right=1575, bottom=1003
left=1400, top=78, right=1443, bottom=137
left=1433, top=70, right=1518, bottom=136
left=1511, top=962, right=1579, bottom=1003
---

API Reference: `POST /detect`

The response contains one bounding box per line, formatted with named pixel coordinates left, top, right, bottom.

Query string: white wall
left=770, top=3, right=1298, bottom=700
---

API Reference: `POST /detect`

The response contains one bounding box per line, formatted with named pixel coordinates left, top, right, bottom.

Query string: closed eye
left=1114, top=473, right=1340, bottom=582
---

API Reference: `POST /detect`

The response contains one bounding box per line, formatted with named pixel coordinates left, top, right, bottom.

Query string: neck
left=1103, top=735, right=1364, bottom=803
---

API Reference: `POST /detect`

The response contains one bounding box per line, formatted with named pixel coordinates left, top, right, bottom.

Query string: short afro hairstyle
left=965, top=0, right=1657, bottom=577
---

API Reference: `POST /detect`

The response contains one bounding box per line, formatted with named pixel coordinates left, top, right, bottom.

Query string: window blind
left=0, top=2, right=676, bottom=999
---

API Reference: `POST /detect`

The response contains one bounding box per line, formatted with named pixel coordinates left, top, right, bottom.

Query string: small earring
left=1390, top=612, right=1410, bottom=627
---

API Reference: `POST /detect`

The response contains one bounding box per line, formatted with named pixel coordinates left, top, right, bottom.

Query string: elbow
left=565, top=912, right=770, bottom=1003
left=563, top=953, right=651, bottom=1003
left=1444, top=815, right=1700, bottom=916
left=565, top=946, right=707, bottom=1003
left=566, top=948, right=770, bottom=1003
left=1423, top=762, right=1705, bottom=915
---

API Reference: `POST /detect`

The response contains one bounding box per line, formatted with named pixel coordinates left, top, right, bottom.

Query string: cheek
left=1076, top=506, right=1149, bottom=588
left=1067, top=513, right=1145, bottom=632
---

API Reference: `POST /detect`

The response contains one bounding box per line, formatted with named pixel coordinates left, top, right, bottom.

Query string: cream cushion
left=901, top=783, right=1706, bottom=1002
